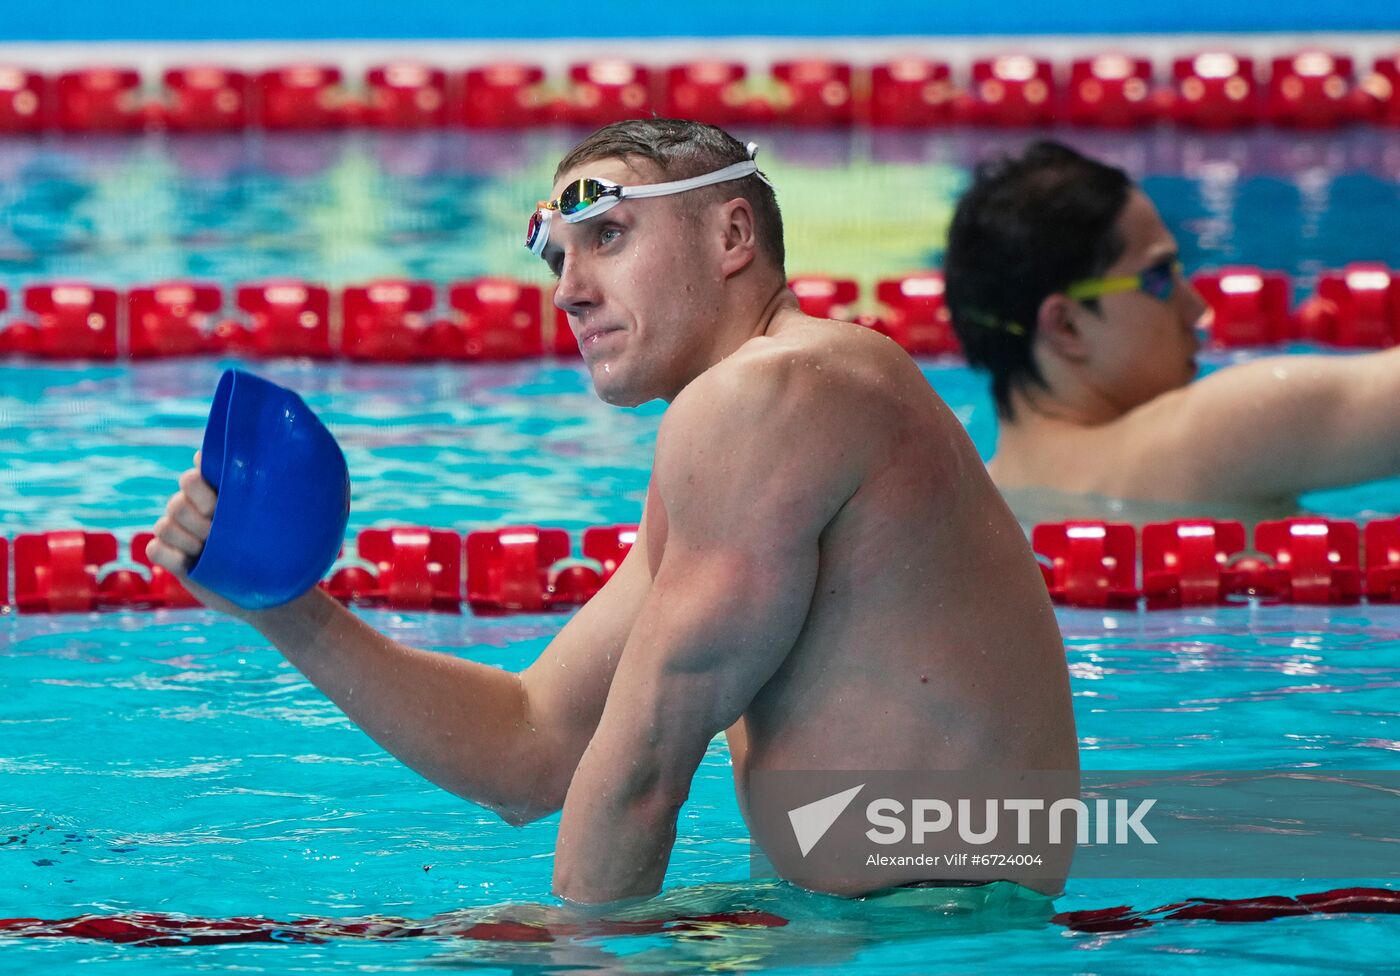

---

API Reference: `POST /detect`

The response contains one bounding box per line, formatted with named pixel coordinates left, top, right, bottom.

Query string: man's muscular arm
left=147, top=466, right=654, bottom=826
left=1156, top=346, right=1400, bottom=501
left=551, top=352, right=862, bottom=904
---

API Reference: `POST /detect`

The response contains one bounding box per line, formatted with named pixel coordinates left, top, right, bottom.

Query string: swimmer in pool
left=944, top=140, right=1400, bottom=526
left=147, top=119, right=1075, bottom=904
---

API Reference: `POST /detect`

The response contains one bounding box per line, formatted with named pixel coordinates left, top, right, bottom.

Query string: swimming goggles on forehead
left=525, top=143, right=770, bottom=256
left=1065, top=256, right=1184, bottom=303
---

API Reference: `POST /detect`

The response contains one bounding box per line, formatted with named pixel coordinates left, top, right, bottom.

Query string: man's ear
left=1036, top=293, right=1092, bottom=363
left=715, top=198, right=758, bottom=278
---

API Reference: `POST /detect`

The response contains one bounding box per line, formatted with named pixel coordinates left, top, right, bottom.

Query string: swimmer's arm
left=552, top=361, right=858, bottom=904
left=1167, top=347, right=1400, bottom=499
left=222, top=517, right=653, bottom=826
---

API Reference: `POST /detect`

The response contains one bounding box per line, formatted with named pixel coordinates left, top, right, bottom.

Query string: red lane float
left=459, top=64, right=546, bottom=128
left=446, top=279, right=544, bottom=361
left=868, top=59, right=955, bottom=127
left=1170, top=52, right=1260, bottom=128
left=229, top=281, right=334, bottom=358
left=340, top=280, right=436, bottom=362
left=567, top=61, right=653, bottom=127
left=967, top=55, right=1056, bottom=126
left=127, top=282, right=223, bottom=358
left=1365, top=518, right=1400, bottom=602
left=1141, top=520, right=1248, bottom=608
left=1032, top=521, right=1140, bottom=609
left=0, top=537, right=7, bottom=610
left=336, top=527, right=462, bottom=610
left=875, top=272, right=960, bottom=356
left=55, top=67, right=144, bottom=133
left=772, top=60, right=854, bottom=127
left=582, top=525, right=637, bottom=583
left=18, top=284, right=120, bottom=360
left=1254, top=517, right=1362, bottom=604
left=1065, top=55, right=1155, bottom=128
left=1266, top=51, right=1357, bottom=128
left=0, top=66, right=47, bottom=134
left=1364, top=53, right=1400, bottom=125
left=663, top=61, right=750, bottom=126
left=161, top=67, right=250, bottom=132
left=466, top=527, right=573, bottom=613
left=254, top=65, right=346, bottom=130
left=788, top=275, right=859, bottom=321
left=364, top=63, right=448, bottom=129
left=12, top=531, right=143, bottom=613
left=1296, top=264, right=1400, bottom=348
left=1193, top=267, right=1292, bottom=348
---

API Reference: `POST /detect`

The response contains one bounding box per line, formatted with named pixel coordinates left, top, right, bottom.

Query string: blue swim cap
left=189, top=369, right=350, bottom=610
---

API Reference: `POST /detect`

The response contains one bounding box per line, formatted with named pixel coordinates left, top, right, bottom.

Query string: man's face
left=1071, top=189, right=1209, bottom=411
left=540, top=157, right=722, bottom=407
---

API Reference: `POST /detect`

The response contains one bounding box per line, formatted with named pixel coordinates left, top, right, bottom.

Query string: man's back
left=638, top=314, right=1076, bottom=894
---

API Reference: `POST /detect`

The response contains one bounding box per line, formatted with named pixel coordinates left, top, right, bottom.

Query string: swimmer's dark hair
left=555, top=118, right=785, bottom=274
left=944, top=141, right=1131, bottom=419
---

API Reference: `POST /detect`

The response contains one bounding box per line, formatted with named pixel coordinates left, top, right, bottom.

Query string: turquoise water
left=2, top=360, right=1400, bottom=973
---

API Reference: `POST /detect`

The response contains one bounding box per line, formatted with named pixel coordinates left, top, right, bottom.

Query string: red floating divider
left=1266, top=51, right=1357, bottom=128
left=771, top=60, right=854, bottom=127
left=0, top=537, right=8, bottom=610
left=340, top=280, right=437, bottom=362
left=1365, top=53, right=1400, bottom=125
left=868, top=59, right=955, bottom=128
left=0, top=66, right=47, bottom=135
left=788, top=275, right=859, bottom=321
left=354, top=527, right=462, bottom=610
left=14, top=531, right=120, bottom=613
left=20, top=284, right=120, bottom=360
left=364, top=63, right=449, bottom=129
left=1141, top=519, right=1248, bottom=608
left=1193, top=267, right=1293, bottom=348
left=127, top=281, right=223, bottom=359
left=582, top=525, right=638, bottom=583
left=446, top=279, right=544, bottom=361
left=551, top=304, right=580, bottom=357
left=459, top=63, right=545, bottom=128
left=967, top=55, right=1056, bottom=126
left=1296, top=264, right=1399, bottom=348
left=466, top=527, right=571, bottom=613
left=1364, top=517, right=1400, bottom=602
left=254, top=65, right=346, bottom=130
left=161, top=66, right=250, bottom=132
left=130, top=532, right=201, bottom=608
left=567, top=61, right=653, bottom=127
left=1032, top=521, right=1140, bottom=609
left=663, top=61, right=751, bottom=126
left=230, top=281, right=334, bottom=358
left=55, top=67, right=144, bottom=133
left=875, top=272, right=960, bottom=356
left=1253, top=517, right=1363, bottom=605
left=1170, top=52, right=1260, bottom=128
left=1064, top=54, right=1156, bottom=128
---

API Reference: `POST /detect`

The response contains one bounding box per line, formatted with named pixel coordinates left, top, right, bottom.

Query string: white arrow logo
left=787, top=784, right=865, bottom=857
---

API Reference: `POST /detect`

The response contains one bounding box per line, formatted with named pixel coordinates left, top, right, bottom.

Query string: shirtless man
left=147, top=119, right=1075, bottom=905
left=945, top=140, right=1400, bottom=523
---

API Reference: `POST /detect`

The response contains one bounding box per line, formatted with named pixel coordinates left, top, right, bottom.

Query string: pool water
left=2, top=360, right=1400, bottom=973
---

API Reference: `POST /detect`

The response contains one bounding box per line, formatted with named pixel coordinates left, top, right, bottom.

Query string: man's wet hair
left=555, top=118, right=785, bottom=273
left=944, top=140, right=1132, bottom=419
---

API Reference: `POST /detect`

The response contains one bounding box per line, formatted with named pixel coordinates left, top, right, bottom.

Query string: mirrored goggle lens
left=526, top=210, right=546, bottom=250
left=1140, top=260, right=1180, bottom=301
left=558, top=178, right=612, bottom=216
